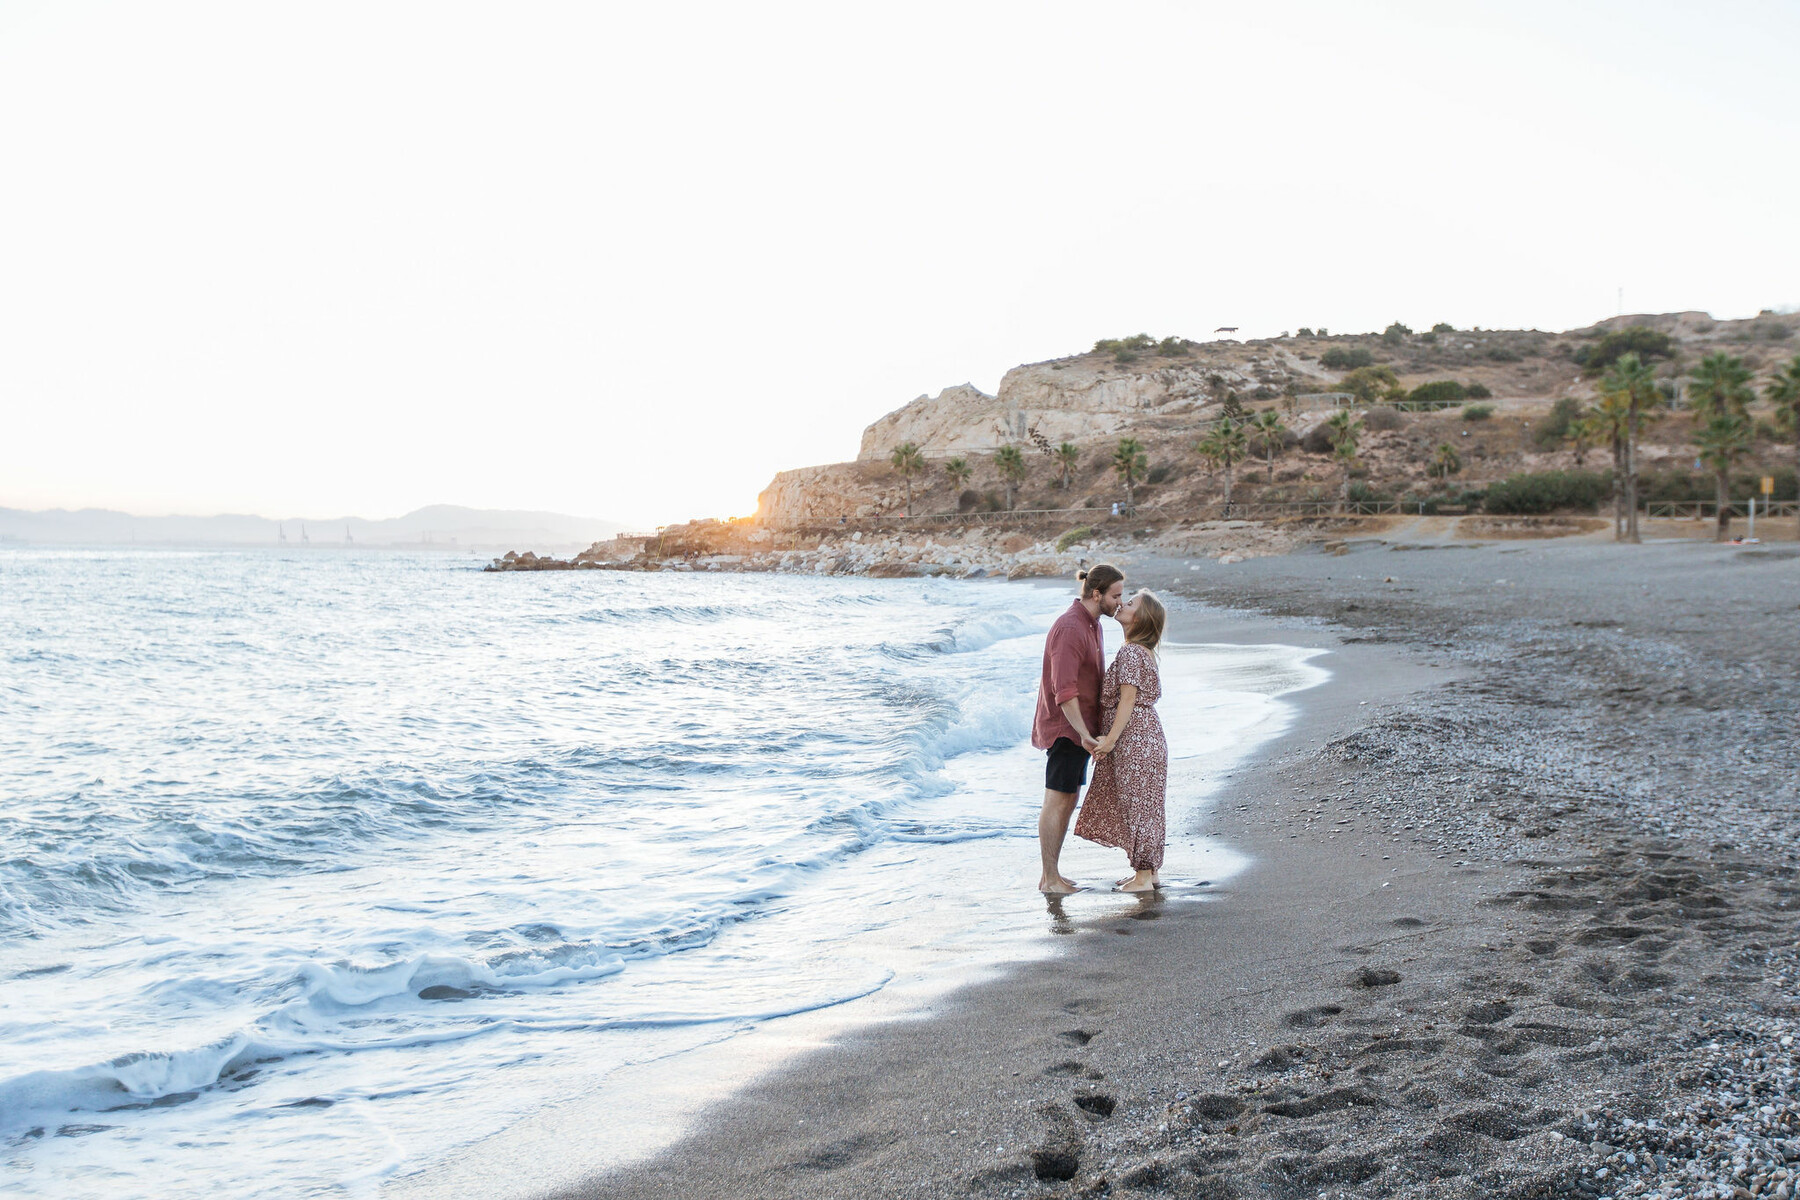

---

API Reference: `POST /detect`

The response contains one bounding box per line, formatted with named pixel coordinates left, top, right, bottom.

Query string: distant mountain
left=0, top=504, right=633, bottom=550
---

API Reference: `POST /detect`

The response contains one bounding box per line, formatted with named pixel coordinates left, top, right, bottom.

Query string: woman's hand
left=1092, top=734, right=1116, bottom=756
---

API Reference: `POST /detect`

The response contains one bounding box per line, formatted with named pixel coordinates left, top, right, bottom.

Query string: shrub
left=1317, top=327, right=1329, bottom=337
left=1297, top=327, right=1315, bottom=337
left=1145, top=463, right=1174, bottom=485
left=1756, top=322, right=1794, bottom=342
left=1462, top=404, right=1494, bottom=421
left=1300, top=423, right=1335, bottom=454
left=1156, top=336, right=1192, bottom=356
left=1465, top=382, right=1492, bottom=399
left=1363, top=406, right=1406, bottom=431
left=1339, top=365, right=1401, bottom=404
left=1420, top=331, right=1438, bottom=344
left=1482, top=470, right=1612, bottom=514
left=1382, top=321, right=1411, bottom=346
left=1576, top=325, right=1673, bottom=374
left=1432, top=322, right=1456, bottom=333
left=1406, top=379, right=1468, bottom=408
left=1345, top=481, right=1390, bottom=503
left=1485, top=346, right=1523, bottom=362
left=1533, top=397, right=1583, bottom=449
left=1321, top=346, right=1375, bottom=370
left=1093, top=333, right=1157, bottom=362
left=1251, top=384, right=1278, bottom=401
left=1055, top=526, right=1096, bottom=552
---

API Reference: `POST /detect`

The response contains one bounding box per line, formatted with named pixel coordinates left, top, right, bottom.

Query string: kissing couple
left=1031, top=564, right=1169, bottom=895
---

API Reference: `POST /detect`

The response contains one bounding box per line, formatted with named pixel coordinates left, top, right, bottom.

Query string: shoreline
left=525, top=584, right=1459, bottom=1200
left=533, top=537, right=1796, bottom=1200
left=383, top=604, right=1338, bottom=1199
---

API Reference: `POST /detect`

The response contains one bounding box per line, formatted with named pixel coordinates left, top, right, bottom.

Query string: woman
left=1073, top=589, right=1168, bottom=892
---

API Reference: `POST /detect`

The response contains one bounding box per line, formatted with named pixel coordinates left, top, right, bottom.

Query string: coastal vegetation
left=1054, top=442, right=1080, bottom=489
left=1054, top=526, right=1095, bottom=553
left=1695, top=414, right=1753, bottom=541
left=1195, top=418, right=1248, bottom=501
left=1768, top=354, right=1800, bottom=477
left=1576, top=325, right=1673, bottom=374
left=1249, top=410, right=1288, bottom=483
left=1324, top=409, right=1362, bottom=501
left=889, top=442, right=924, bottom=512
left=1113, top=437, right=1147, bottom=512
left=993, top=445, right=1027, bottom=511
left=1598, top=352, right=1662, bottom=542
left=1482, top=469, right=1612, bottom=515
left=943, top=456, right=971, bottom=494
left=1320, top=346, right=1375, bottom=370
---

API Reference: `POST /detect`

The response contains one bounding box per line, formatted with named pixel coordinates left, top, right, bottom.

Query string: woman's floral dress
left=1073, top=642, right=1167, bottom=870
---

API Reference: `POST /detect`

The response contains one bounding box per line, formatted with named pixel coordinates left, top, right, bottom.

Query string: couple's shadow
left=1044, top=886, right=1165, bottom=935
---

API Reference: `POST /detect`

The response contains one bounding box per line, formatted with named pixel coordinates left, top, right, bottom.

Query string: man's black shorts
left=1045, top=737, right=1091, bottom=794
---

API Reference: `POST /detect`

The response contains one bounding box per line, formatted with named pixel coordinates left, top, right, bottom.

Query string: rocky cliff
left=853, top=351, right=1318, bottom=462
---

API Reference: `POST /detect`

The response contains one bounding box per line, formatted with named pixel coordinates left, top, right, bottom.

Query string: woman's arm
left=1093, top=683, right=1137, bottom=755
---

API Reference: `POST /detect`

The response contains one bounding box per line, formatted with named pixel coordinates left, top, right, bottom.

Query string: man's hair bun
left=1076, top=569, right=1089, bottom=582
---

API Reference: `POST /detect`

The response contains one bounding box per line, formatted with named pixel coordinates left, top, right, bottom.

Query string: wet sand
left=548, top=537, right=1800, bottom=1200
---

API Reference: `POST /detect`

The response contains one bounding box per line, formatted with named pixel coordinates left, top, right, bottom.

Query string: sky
left=2, top=1, right=1796, bottom=528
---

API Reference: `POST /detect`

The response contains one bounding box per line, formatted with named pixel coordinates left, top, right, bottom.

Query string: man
left=1032, top=563, right=1125, bottom=893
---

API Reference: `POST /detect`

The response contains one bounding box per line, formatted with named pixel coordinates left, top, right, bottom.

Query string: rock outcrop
left=854, top=350, right=1316, bottom=463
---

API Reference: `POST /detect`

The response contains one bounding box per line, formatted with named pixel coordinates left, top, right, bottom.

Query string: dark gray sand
left=554, top=538, right=1799, bottom=1200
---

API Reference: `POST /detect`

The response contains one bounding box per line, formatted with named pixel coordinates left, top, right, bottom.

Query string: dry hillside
left=754, top=310, right=1800, bottom=528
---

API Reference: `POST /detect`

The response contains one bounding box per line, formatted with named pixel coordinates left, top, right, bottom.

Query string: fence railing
left=1645, top=500, right=1799, bottom=519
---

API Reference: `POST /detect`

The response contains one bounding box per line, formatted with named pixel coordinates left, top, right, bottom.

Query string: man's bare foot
left=1118, top=870, right=1156, bottom=893
left=1040, top=877, right=1081, bottom=895
left=1060, top=873, right=1081, bottom=890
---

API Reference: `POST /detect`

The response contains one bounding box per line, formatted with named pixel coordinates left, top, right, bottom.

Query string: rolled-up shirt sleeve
left=1047, top=626, right=1082, bottom=706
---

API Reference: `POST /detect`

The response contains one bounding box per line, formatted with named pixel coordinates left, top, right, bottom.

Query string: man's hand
left=1091, top=734, right=1115, bottom=756
left=1080, top=733, right=1100, bottom=753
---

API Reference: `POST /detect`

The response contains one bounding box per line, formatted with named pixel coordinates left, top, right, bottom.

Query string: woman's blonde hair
left=1124, top=589, right=1166, bottom=653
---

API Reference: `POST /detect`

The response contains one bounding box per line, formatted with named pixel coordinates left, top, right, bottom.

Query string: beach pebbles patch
left=1441, top=1105, right=1528, bottom=1141
left=1282, top=1004, right=1343, bottom=1028
left=1261, top=1086, right=1382, bottom=1118
left=1072, top=1091, right=1116, bottom=1118
left=1252, top=1044, right=1309, bottom=1071
left=1029, top=1147, right=1079, bottom=1182
left=1188, top=1093, right=1246, bottom=1122
left=1350, top=966, right=1402, bottom=988
left=1463, top=1000, right=1514, bottom=1025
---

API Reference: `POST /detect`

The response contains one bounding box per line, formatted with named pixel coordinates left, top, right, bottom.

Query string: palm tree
left=1696, top=414, right=1752, bottom=541
left=1567, top=407, right=1600, bottom=467
left=889, top=442, right=925, bottom=514
left=943, top=456, right=972, bottom=494
left=1428, top=442, right=1461, bottom=480
left=1324, top=409, right=1363, bottom=504
left=1590, top=387, right=1631, bottom=539
left=1250, top=410, right=1288, bottom=483
left=1766, top=353, right=1800, bottom=487
left=993, top=445, right=1028, bottom=511
left=1201, top=417, right=1248, bottom=502
left=1599, top=352, right=1662, bottom=543
left=1054, top=442, right=1081, bottom=490
left=1688, top=352, right=1755, bottom=421
left=1112, top=437, right=1147, bottom=514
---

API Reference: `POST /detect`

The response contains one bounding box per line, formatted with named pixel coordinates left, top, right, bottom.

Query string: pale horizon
left=3, top=0, right=1797, bottom=528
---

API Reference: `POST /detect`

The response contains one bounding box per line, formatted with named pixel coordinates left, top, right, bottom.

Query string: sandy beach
left=552, top=536, right=1799, bottom=1200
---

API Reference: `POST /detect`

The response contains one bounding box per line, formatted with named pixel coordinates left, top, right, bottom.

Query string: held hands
left=1090, top=734, right=1117, bottom=757
left=1080, top=733, right=1101, bottom=754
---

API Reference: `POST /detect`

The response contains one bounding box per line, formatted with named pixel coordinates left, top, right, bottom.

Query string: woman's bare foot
left=1040, top=876, right=1081, bottom=895
left=1118, top=869, right=1156, bottom=893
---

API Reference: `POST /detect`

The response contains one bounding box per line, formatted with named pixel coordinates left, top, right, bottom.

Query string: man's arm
left=1059, top=696, right=1098, bottom=750
left=1047, top=625, right=1098, bottom=749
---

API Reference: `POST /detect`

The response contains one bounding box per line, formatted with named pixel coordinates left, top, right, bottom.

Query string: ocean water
left=0, top=550, right=1325, bottom=1197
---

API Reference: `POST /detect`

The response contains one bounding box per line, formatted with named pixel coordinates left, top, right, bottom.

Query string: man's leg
left=1038, top=788, right=1079, bottom=893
